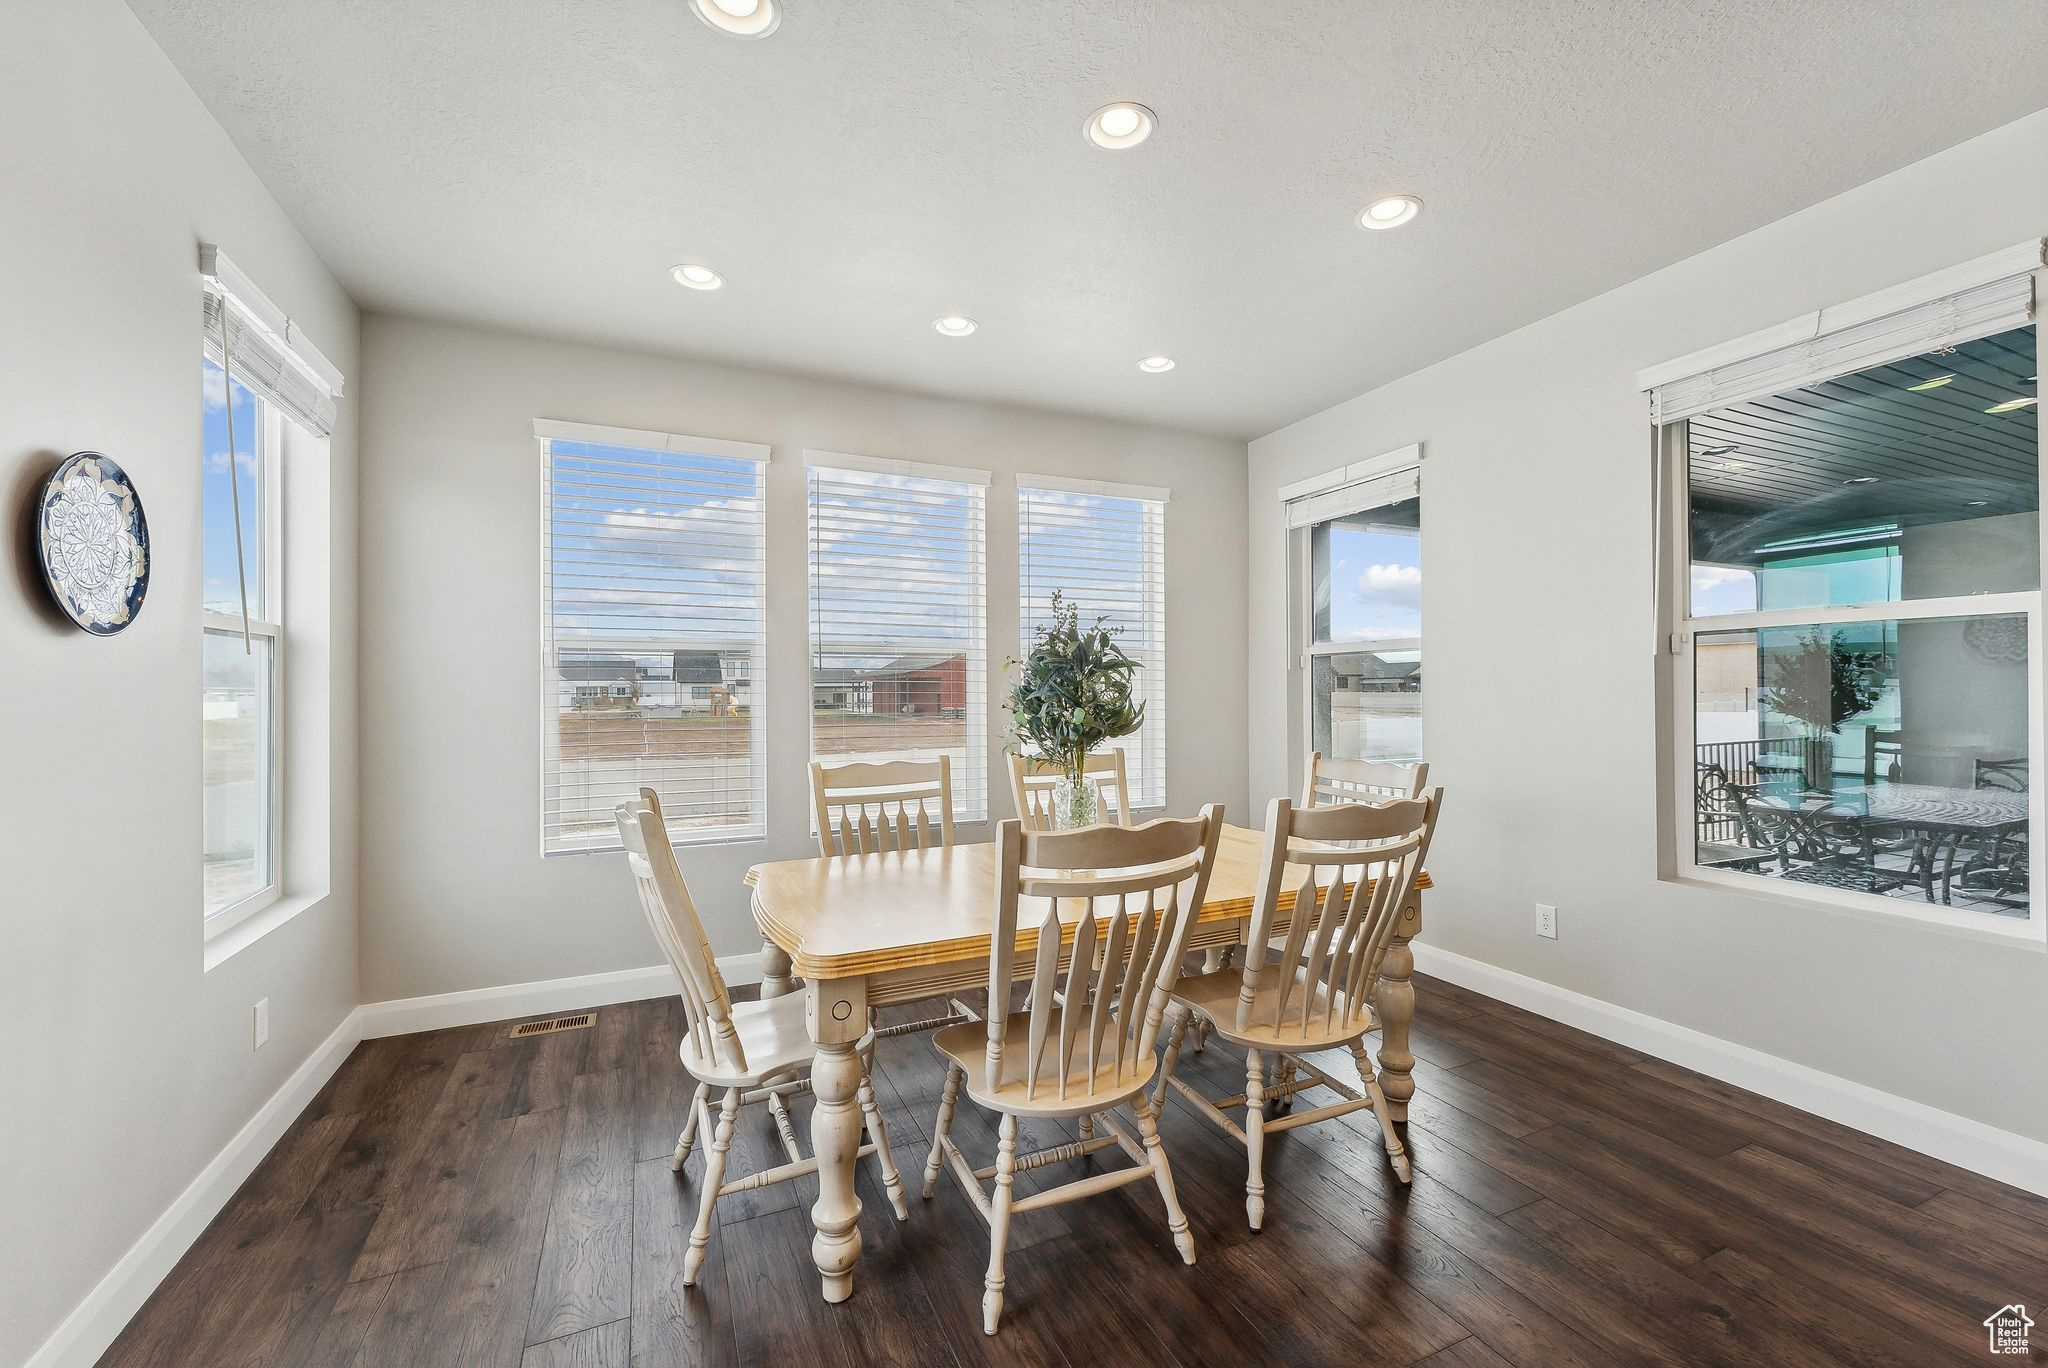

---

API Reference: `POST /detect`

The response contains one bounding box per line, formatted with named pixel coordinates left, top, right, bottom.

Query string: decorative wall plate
left=37, top=451, right=150, bottom=635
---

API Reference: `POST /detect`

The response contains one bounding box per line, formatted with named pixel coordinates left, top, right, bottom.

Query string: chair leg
left=1349, top=1039, right=1412, bottom=1183
left=684, top=1088, right=739, bottom=1285
left=1271, top=1055, right=1297, bottom=1115
left=1133, top=1095, right=1196, bottom=1265
left=984, top=1113, right=1018, bottom=1336
left=1153, top=1006, right=1191, bottom=1110
left=857, top=1063, right=910, bottom=1220
left=1244, top=1048, right=1266, bottom=1231
left=923, top=1063, right=963, bottom=1200
left=671, top=1081, right=711, bottom=1172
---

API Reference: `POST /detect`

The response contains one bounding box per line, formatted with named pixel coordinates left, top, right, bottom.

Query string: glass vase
left=1050, top=774, right=1099, bottom=830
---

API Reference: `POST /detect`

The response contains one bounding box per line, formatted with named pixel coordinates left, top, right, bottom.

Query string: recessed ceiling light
left=1986, top=396, right=2039, bottom=414
left=691, top=0, right=779, bottom=37
left=1720, top=461, right=1752, bottom=471
left=1965, top=500, right=1991, bottom=507
left=671, top=263, right=724, bottom=290
left=1845, top=476, right=1879, bottom=484
left=1084, top=102, right=1156, bottom=150
left=933, top=315, right=978, bottom=337
left=1359, top=194, right=1423, bottom=230
left=1136, top=355, right=1176, bottom=373
left=1906, top=374, right=1954, bottom=391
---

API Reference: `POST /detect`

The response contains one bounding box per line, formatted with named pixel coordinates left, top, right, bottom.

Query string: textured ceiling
left=129, top=0, right=2048, bottom=439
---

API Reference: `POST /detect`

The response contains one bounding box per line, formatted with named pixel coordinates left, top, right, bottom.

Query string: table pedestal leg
left=808, top=977, right=867, bottom=1303
left=760, top=938, right=797, bottom=999
left=1374, top=895, right=1420, bottom=1122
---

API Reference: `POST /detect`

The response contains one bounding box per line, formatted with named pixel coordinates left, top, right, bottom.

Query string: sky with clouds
left=1326, top=524, right=1421, bottom=642
left=202, top=357, right=264, bottom=618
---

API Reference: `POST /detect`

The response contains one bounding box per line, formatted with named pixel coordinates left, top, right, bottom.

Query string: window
left=202, top=357, right=282, bottom=921
left=1018, top=478, right=1167, bottom=808
left=808, top=453, right=989, bottom=821
left=1285, top=448, right=1423, bottom=768
left=199, top=246, right=344, bottom=940
left=539, top=420, right=769, bottom=852
left=1651, top=248, right=2041, bottom=932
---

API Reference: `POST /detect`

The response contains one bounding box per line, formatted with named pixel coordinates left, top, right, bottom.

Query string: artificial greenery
left=1004, top=592, right=1145, bottom=793
left=1762, top=626, right=1883, bottom=735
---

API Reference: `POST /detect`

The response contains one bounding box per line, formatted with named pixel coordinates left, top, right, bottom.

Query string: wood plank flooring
left=99, top=975, right=2048, bottom=1366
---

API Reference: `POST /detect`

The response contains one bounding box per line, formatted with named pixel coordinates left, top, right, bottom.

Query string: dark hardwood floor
left=100, top=974, right=2048, bottom=1366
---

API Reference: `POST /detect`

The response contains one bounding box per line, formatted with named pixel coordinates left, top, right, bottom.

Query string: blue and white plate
left=38, top=451, right=150, bottom=635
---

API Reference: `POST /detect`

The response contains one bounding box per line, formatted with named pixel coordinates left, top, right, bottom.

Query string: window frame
left=1285, top=447, right=1424, bottom=785
left=1017, top=475, right=1169, bottom=813
left=202, top=387, right=286, bottom=936
left=1653, top=300, right=2046, bottom=947
left=805, top=451, right=991, bottom=825
left=537, top=419, right=771, bottom=855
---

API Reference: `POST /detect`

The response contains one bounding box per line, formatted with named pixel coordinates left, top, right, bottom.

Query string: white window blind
left=1281, top=444, right=1421, bottom=529
left=539, top=419, right=769, bottom=853
left=1640, top=240, right=2043, bottom=424
left=808, top=452, right=989, bottom=822
left=199, top=245, right=344, bottom=438
left=1018, top=476, right=1168, bottom=809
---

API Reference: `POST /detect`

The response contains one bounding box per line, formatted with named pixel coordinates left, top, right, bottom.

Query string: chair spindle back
left=1301, top=752, right=1428, bottom=807
left=616, top=790, right=745, bottom=1074
left=812, top=757, right=956, bottom=856
left=1007, top=748, right=1133, bottom=830
left=984, top=807, right=1224, bottom=1101
left=1239, top=791, right=1441, bottom=1040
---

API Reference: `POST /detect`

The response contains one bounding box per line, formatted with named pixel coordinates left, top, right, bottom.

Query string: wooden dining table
left=744, top=822, right=1432, bottom=1303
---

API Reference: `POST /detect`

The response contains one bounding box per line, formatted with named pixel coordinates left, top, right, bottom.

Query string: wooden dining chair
left=922, top=807, right=1225, bottom=1335
left=810, top=757, right=976, bottom=1039
left=616, top=793, right=908, bottom=1285
left=1177, top=754, right=1430, bottom=1061
left=812, top=755, right=956, bottom=855
left=1301, top=752, right=1429, bottom=806
left=1007, top=747, right=1133, bottom=829
left=1154, top=790, right=1441, bottom=1229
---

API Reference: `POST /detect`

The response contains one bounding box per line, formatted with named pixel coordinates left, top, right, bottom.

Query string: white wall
left=0, top=3, right=362, bottom=1365
left=1248, top=110, right=2048, bottom=1143
left=358, top=315, right=1248, bottom=1001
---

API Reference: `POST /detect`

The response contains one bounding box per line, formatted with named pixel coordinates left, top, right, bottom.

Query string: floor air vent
left=508, top=1012, right=595, bottom=1039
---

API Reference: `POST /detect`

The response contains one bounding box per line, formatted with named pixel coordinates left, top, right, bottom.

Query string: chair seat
left=932, top=1015, right=1157, bottom=1118
left=682, top=992, right=857, bottom=1087
left=1168, top=967, right=1373, bottom=1051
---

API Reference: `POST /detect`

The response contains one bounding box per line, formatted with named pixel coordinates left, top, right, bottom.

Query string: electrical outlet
left=1535, top=903, right=1558, bottom=939
left=253, top=997, right=270, bottom=1050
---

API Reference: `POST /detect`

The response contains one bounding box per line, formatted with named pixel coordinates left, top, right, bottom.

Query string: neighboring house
left=557, top=655, right=639, bottom=709
left=1329, top=650, right=1421, bottom=694
left=864, top=653, right=968, bottom=716
left=811, top=665, right=872, bottom=713
left=672, top=649, right=732, bottom=713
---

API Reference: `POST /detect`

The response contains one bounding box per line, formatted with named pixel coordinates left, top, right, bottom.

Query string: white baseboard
left=48, top=942, right=2043, bottom=1368
left=26, top=1008, right=367, bottom=1368
left=30, top=951, right=769, bottom=1368
left=1411, top=942, right=2048, bottom=1198
left=356, top=953, right=762, bottom=1039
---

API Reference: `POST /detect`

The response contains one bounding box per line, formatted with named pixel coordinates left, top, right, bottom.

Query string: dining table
left=744, top=822, right=1433, bottom=1303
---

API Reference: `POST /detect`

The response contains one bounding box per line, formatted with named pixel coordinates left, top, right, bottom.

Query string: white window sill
left=204, top=888, right=328, bottom=972
left=546, top=827, right=767, bottom=858
left=1670, top=867, right=2046, bottom=952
